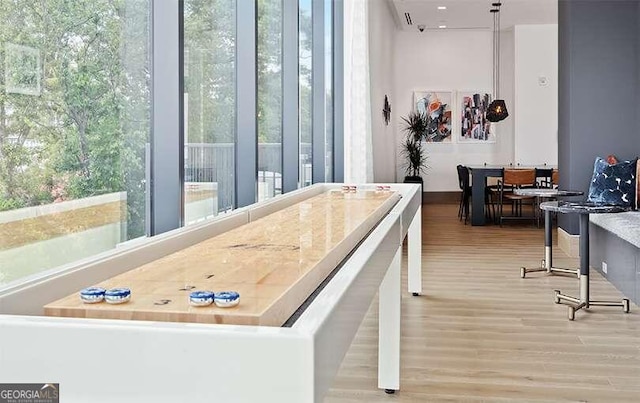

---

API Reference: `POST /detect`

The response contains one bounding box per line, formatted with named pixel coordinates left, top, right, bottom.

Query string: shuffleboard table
left=0, top=183, right=422, bottom=402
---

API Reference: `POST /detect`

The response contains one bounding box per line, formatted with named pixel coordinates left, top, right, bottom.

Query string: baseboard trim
left=558, top=227, right=580, bottom=258
left=423, top=191, right=459, bottom=204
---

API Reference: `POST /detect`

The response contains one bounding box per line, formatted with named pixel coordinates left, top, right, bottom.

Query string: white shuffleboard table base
left=0, top=183, right=422, bottom=403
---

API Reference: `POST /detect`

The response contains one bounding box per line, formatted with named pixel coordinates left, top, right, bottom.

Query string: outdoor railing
left=185, top=142, right=312, bottom=210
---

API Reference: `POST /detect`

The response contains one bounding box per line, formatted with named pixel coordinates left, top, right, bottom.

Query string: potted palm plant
left=400, top=111, right=429, bottom=190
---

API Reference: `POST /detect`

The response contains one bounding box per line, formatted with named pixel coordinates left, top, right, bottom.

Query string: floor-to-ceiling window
left=183, top=0, right=236, bottom=223
left=0, top=0, right=150, bottom=285
left=257, top=0, right=283, bottom=202
left=324, top=0, right=333, bottom=181
left=299, top=0, right=313, bottom=188
left=1, top=0, right=340, bottom=286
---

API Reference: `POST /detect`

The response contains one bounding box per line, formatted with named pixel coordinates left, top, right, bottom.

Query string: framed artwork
left=413, top=91, right=453, bottom=143
left=459, top=92, right=495, bottom=143
left=5, top=43, right=41, bottom=96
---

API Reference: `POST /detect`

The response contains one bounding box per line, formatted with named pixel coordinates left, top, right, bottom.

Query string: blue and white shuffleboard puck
left=105, top=288, right=131, bottom=304
left=80, top=287, right=106, bottom=304
left=214, top=291, right=240, bottom=308
left=189, top=291, right=215, bottom=307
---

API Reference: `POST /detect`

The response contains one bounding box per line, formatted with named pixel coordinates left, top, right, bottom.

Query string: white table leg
left=378, top=246, right=401, bottom=393
left=408, top=205, right=422, bottom=295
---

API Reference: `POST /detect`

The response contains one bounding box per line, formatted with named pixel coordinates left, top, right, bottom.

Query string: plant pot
left=403, top=176, right=424, bottom=194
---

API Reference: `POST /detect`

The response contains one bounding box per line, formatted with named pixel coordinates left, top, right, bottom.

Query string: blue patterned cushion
left=587, top=157, right=637, bottom=207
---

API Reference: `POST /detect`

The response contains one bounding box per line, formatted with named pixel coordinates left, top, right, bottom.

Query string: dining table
left=467, top=164, right=557, bottom=226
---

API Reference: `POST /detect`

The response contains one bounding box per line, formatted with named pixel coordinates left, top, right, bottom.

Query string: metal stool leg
left=522, top=209, right=579, bottom=278
left=554, top=214, right=630, bottom=320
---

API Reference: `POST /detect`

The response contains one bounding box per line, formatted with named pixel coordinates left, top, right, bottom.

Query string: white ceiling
left=390, top=0, right=558, bottom=31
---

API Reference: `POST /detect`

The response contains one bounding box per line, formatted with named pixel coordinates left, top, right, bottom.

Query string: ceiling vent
left=404, top=12, right=412, bottom=25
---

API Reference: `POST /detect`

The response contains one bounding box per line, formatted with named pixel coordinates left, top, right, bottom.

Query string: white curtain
left=343, top=0, right=373, bottom=183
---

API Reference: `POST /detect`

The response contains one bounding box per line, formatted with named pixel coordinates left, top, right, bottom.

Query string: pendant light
left=487, top=2, right=509, bottom=122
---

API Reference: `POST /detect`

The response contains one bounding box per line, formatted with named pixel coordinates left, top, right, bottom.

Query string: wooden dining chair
left=497, top=169, right=538, bottom=226
left=552, top=169, right=559, bottom=187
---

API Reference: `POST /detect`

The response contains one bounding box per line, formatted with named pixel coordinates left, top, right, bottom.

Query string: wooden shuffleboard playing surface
left=45, top=190, right=400, bottom=326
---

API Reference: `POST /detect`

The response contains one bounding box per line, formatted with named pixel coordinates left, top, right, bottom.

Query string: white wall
left=369, top=0, right=397, bottom=183
left=394, top=30, right=514, bottom=191
left=501, top=28, right=516, bottom=165
left=514, top=24, right=558, bottom=166
left=391, top=26, right=558, bottom=192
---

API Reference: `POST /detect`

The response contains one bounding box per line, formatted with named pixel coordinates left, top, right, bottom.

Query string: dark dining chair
left=536, top=167, right=554, bottom=188
left=538, top=168, right=559, bottom=189
left=457, top=165, right=471, bottom=223
left=537, top=168, right=560, bottom=226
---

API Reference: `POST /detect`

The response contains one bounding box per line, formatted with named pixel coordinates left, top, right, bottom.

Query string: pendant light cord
left=497, top=3, right=501, bottom=99
left=492, top=8, right=495, bottom=98
left=487, top=1, right=508, bottom=122
left=491, top=5, right=498, bottom=100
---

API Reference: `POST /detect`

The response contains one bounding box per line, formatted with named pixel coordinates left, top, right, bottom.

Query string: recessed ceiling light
left=439, top=25, right=447, bottom=29
left=437, top=6, right=447, bottom=10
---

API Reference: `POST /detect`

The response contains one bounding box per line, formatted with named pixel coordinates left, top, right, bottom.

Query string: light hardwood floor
left=325, top=204, right=640, bottom=402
